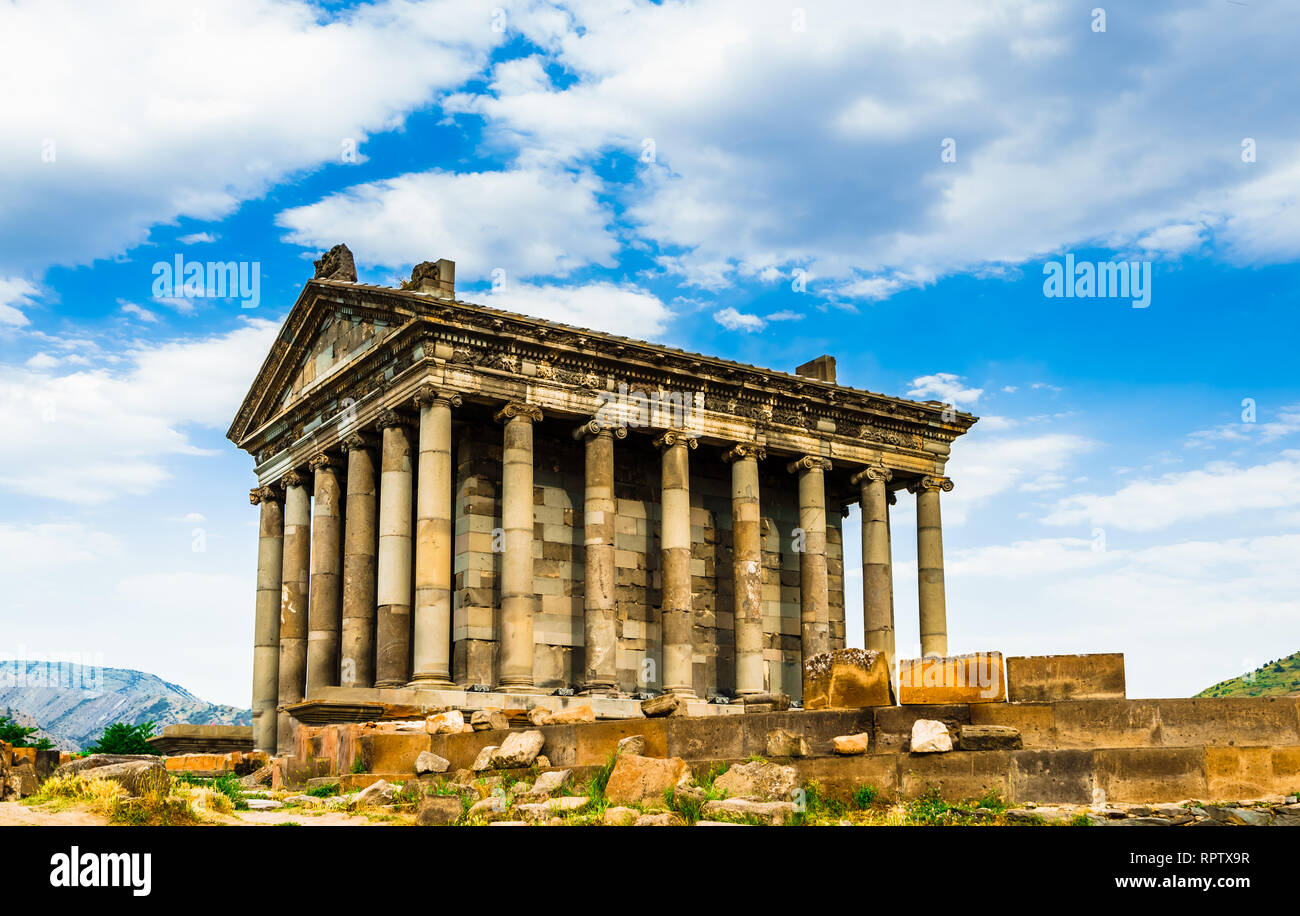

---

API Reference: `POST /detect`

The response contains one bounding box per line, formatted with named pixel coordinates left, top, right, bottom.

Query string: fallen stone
left=352, top=779, right=396, bottom=807
left=471, top=746, right=499, bottom=773
left=803, top=648, right=894, bottom=709
left=633, top=812, right=685, bottom=826
left=765, top=729, right=811, bottom=758
left=702, top=798, right=795, bottom=825
left=640, top=694, right=680, bottom=718
left=832, top=733, right=870, bottom=755
left=958, top=724, right=1022, bottom=750
left=527, top=707, right=553, bottom=727
left=468, top=796, right=510, bottom=821
left=516, top=796, right=591, bottom=822
left=909, top=719, right=953, bottom=753
left=713, top=760, right=797, bottom=802
left=535, top=755, right=551, bottom=769
left=616, top=735, right=646, bottom=757
left=696, top=820, right=746, bottom=826
left=605, top=754, right=690, bottom=806
left=471, top=709, right=509, bottom=731
left=283, top=794, right=326, bottom=807
left=527, top=769, right=570, bottom=798
left=415, top=751, right=451, bottom=775
left=6, top=760, right=38, bottom=798
left=1005, top=806, right=1072, bottom=824
left=549, top=704, right=596, bottom=724
left=741, top=692, right=791, bottom=713
left=415, top=795, right=463, bottom=826
left=603, top=806, right=639, bottom=825
left=1105, top=816, right=1183, bottom=826
left=244, top=798, right=282, bottom=810
left=425, top=710, right=467, bottom=735
left=75, top=759, right=170, bottom=796
left=490, top=730, right=545, bottom=769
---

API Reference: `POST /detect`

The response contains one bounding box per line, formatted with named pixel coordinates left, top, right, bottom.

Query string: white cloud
left=475, top=281, right=674, bottom=340
left=0, top=278, right=39, bottom=327
left=906, top=372, right=983, bottom=407
left=118, top=300, right=159, bottom=323
left=713, top=307, right=767, bottom=332
left=943, top=429, right=1095, bottom=524
left=177, top=233, right=218, bottom=245
left=277, top=166, right=617, bottom=281
left=1186, top=403, right=1300, bottom=447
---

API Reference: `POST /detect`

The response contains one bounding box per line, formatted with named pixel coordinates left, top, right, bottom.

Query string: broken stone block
left=7, top=759, right=38, bottom=798
left=527, top=706, right=553, bottom=726
left=640, top=694, right=680, bottom=717
left=633, top=812, right=686, bottom=826
left=604, top=754, right=690, bottom=806
left=1006, top=653, right=1125, bottom=702
left=802, top=648, right=894, bottom=710
left=471, top=746, right=499, bottom=773
left=517, top=796, right=591, bottom=822
left=549, top=703, right=596, bottom=724
left=765, top=729, right=811, bottom=757
left=742, top=692, right=791, bottom=713
left=616, top=735, right=646, bottom=757
left=415, top=795, right=463, bottom=826
left=910, top=719, right=953, bottom=753
left=471, top=709, right=509, bottom=731
left=490, top=730, right=545, bottom=769
left=527, top=769, right=570, bottom=798
left=467, top=796, right=510, bottom=821
left=603, top=805, right=639, bottom=825
left=898, top=652, right=1006, bottom=705
left=702, top=798, right=795, bottom=825
left=713, top=760, right=798, bottom=802
left=352, top=779, right=396, bottom=807
left=71, top=759, right=170, bottom=796
left=415, top=751, right=451, bottom=775
left=425, top=710, right=467, bottom=735
left=535, top=755, right=551, bottom=769
left=958, top=724, right=1022, bottom=750
left=832, top=732, right=870, bottom=755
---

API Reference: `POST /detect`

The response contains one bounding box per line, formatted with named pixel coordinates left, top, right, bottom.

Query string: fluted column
left=375, top=411, right=415, bottom=688
left=277, top=469, right=311, bottom=753
left=656, top=431, right=697, bottom=697
left=496, top=402, right=543, bottom=690
left=724, top=443, right=765, bottom=696
left=340, top=433, right=377, bottom=688
left=305, top=453, right=343, bottom=697
left=788, top=455, right=832, bottom=662
left=910, top=475, right=954, bottom=657
left=249, top=486, right=282, bottom=754
left=575, top=420, right=626, bottom=694
left=410, top=386, right=461, bottom=687
left=852, top=466, right=895, bottom=669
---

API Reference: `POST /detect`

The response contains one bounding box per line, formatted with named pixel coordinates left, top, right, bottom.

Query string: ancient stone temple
left=228, top=246, right=977, bottom=753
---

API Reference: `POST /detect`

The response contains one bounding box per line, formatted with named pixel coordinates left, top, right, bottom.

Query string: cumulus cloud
left=475, top=281, right=674, bottom=339
left=907, top=372, right=984, bottom=407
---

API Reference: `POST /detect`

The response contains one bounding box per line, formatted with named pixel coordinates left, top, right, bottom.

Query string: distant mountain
left=1196, top=651, right=1300, bottom=699
left=0, top=661, right=250, bottom=752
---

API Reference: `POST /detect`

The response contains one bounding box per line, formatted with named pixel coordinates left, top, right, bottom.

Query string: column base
left=665, top=687, right=697, bottom=698
left=373, top=678, right=407, bottom=689
left=407, top=676, right=455, bottom=689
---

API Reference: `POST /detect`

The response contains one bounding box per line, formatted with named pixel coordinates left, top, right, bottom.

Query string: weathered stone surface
left=633, top=812, right=685, bottom=826
left=702, top=798, right=795, bottom=825
left=352, top=779, right=396, bottom=807
left=313, top=243, right=357, bottom=281
left=1005, top=806, right=1073, bottom=824
left=72, top=759, right=170, bottom=796
left=1006, top=653, right=1126, bottom=702
left=899, top=652, right=1006, bottom=705
left=425, top=710, right=467, bottom=735
left=765, top=729, right=811, bottom=757
left=415, top=751, right=451, bottom=775
left=527, top=769, right=570, bottom=798
left=832, top=732, right=870, bottom=755
left=713, top=760, right=797, bottom=801
left=468, top=796, right=510, bottom=821
left=959, top=724, right=1022, bottom=750
left=742, top=692, right=791, bottom=713
left=605, top=754, right=690, bottom=806
left=616, top=735, right=646, bottom=757
left=535, top=755, right=551, bottom=769
left=910, top=719, right=953, bottom=753
left=7, top=759, right=38, bottom=797
left=471, top=745, right=499, bottom=772
left=416, top=795, right=463, bottom=826
left=802, top=648, right=893, bottom=710
left=517, top=796, right=591, bottom=821
left=245, top=798, right=283, bottom=810
left=471, top=709, right=509, bottom=731
left=603, top=806, right=639, bottom=825
left=490, top=730, right=545, bottom=769
left=1204, top=805, right=1274, bottom=826
left=528, top=707, right=553, bottom=726
left=641, top=694, right=680, bottom=718
left=549, top=704, right=596, bottom=725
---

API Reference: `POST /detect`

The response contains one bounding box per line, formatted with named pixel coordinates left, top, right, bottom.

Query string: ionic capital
left=652, top=430, right=698, bottom=450
left=308, top=452, right=342, bottom=472
left=785, top=455, right=832, bottom=474
left=494, top=401, right=543, bottom=424
left=377, top=408, right=416, bottom=430
left=340, top=431, right=376, bottom=453
left=414, top=384, right=463, bottom=409
left=572, top=419, right=628, bottom=441
left=850, top=466, right=893, bottom=487
left=249, top=485, right=280, bottom=506
left=722, top=443, right=766, bottom=463
left=908, top=475, right=955, bottom=494
left=281, top=468, right=310, bottom=489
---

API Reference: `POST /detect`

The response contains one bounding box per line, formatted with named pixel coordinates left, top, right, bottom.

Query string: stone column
left=249, top=486, right=282, bottom=754
left=410, top=387, right=461, bottom=687
left=374, top=411, right=415, bottom=688
left=277, top=469, right=311, bottom=753
left=305, top=453, right=343, bottom=698
left=656, top=431, right=698, bottom=697
left=910, top=475, right=954, bottom=657
left=574, top=420, right=626, bottom=694
left=340, top=433, right=377, bottom=688
left=495, top=402, right=543, bottom=690
left=852, top=467, right=895, bottom=668
left=724, top=444, right=765, bottom=697
left=788, top=455, right=832, bottom=662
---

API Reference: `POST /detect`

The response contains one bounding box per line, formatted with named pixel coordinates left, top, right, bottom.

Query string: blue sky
left=1, top=0, right=1297, bottom=706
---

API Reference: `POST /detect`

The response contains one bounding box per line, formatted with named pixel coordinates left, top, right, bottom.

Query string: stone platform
left=146, top=724, right=254, bottom=755
left=278, top=695, right=1300, bottom=805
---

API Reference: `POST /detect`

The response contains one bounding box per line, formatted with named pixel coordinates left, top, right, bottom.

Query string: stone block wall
left=450, top=417, right=846, bottom=698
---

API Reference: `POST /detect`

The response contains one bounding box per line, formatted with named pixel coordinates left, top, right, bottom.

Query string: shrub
left=84, top=721, right=161, bottom=755
left=852, top=784, right=878, bottom=809
left=0, top=713, right=54, bottom=750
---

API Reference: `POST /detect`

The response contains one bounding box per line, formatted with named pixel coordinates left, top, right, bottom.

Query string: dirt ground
left=0, top=800, right=392, bottom=827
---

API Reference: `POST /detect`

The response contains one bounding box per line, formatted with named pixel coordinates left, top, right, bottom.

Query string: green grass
left=851, top=784, right=878, bottom=809
left=1196, top=651, right=1300, bottom=698
left=304, top=782, right=339, bottom=798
